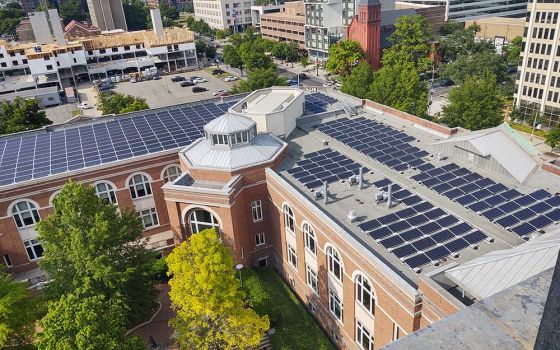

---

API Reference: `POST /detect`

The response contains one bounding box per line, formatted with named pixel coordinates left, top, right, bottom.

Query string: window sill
left=132, top=194, right=154, bottom=201
left=143, top=224, right=160, bottom=231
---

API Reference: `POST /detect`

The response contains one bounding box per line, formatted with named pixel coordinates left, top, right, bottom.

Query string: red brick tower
left=347, top=0, right=382, bottom=70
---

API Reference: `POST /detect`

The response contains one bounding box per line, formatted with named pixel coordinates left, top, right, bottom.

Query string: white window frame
left=94, top=181, right=117, bottom=204
left=327, top=246, right=343, bottom=282
left=303, top=223, right=316, bottom=255
left=189, top=209, right=220, bottom=234
left=392, top=322, right=401, bottom=341
left=128, top=173, right=152, bottom=199
left=3, top=255, right=12, bottom=267
left=306, top=264, right=318, bottom=294
left=11, top=200, right=40, bottom=228
left=137, top=208, right=159, bottom=229
left=329, top=288, right=343, bottom=322
left=287, top=243, right=297, bottom=268
left=162, top=165, right=182, bottom=183
left=255, top=232, right=265, bottom=246
left=356, top=274, right=375, bottom=315
left=356, top=319, right=374, bottom=350
left=251, top=200, right=263, bottom=222
left=23, top=239, right=44, bottom=261
left=283, top=204, right=295, bottom=234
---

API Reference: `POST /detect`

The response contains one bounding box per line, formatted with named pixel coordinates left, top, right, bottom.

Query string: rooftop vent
left=347, top=210, right=357, bottom=222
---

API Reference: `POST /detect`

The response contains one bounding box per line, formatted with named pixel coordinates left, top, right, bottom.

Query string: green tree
left=123, top=0, right=150, bottom=30
left=443, top=50, right=508, bottom=85
left=232, top=68, right=287, bottom=93
left=97, top=92, right=149, bottom=115
left=223, top=44, right=244, bottom=74
left=382, top=15, right=432, bottom=72
left=167, top=229, right=269, bottom=350
left=505, top=36, right=522, bottom=65
left=0, top=97, right=52, bottom=135
left=299, top=55, right=310, bottom=68
left=439, top=23, right=494, bottom=62
left=0, top=3, right=23, bottom=37
left=36, top=182, right=159, bottom=325
left=545, top=125, right=560, bottom=152
left=58, top=0, right=85, bottom=25
left=0, top=271, right=41, bottom=348
left=369, top=62, right=428, bottom=117
left=441, top=74, right=503, bottom=130
left=239, top=41, right=273, bottom=70
left=38, top=291, right=145, bottom=350
left=159, top=2, right=180, bottom=26
left=325, top=39, right=365, bottom=76
left=439, top=20, right=464, bottom=35
left=271, top=42, right=288, bottom=60
left=195, top=40, right=217, bottom=59
left=341, top=61, right=374, bottom=99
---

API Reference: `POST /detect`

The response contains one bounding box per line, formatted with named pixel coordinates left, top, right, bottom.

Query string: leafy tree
left=123, top=0, right=150, bottom=30
left=369, top=62, right=428, bottom=117
left=441, top=74, right=503, bottom=130
left=443, top=50, right=508, bottom=85
left=38, top=291, right=145, bottom=350
left=505, top=36, right=522, bottom=65
left=0, top=97, right=52, bottom=135
left=326, top=39, right=365, bottom=76
left=167, top=229, right=269, bottom=350
left=439, top=20, right=464, bottom=35
left=97, top=92, right=149, bottom=115
left=0, top=2, right=23, bottom=37
left=223, top=44, right=244, bottom=74
left=214, top=29, right=231, bottom=39
left=545, top=125, right=560, bottom=152
left=285, top=42, right=299, bottom=66
left=299, top=55, right=310, bottom=68
left=195, top=40, right=216, bottom=59
left=341, top=61, right=374, bottom=99
left=159, top=2, right=180, bottom=26
left=240, top=45, right=273, bottom=71
left=232, top=68, right=287, bottom=93
left=59, top=0, right=85, bottom=25
left=0, top=271, right=41, bottom=348
left=382, top=15, right=432, bottom=72
left=36, top=182, right=159, bottom=325
left=271, top=42, right=288, bottom=60
left=439, top=23, right=494, bottom=62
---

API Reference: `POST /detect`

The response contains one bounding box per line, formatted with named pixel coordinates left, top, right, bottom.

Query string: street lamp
left=235, top=263, right=244, bottom=288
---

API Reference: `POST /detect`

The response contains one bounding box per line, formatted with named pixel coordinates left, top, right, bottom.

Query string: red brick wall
left=346, top=4, right=381, bottom=70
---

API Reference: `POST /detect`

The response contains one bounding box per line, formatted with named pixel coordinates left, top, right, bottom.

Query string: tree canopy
left=223, top=44, right=244, bottom=73
left=545, top=125, right=560, bottom=152
left=59, top=0, right=86, bottom=25
left=382, top=15, right=432, bottom=72
left=185, top=17, right=213, bottom=36
left=123, top=0, right=150, bottom=30
left=504, top=36, right=523, bottom=65
left=0, top=97, right=52, bottom=135
left=196, top=40, right=217, bottom=59
left=36, top=182, right=159, bottom=325
left=442, top=50, right=508, bottom=85
left=0, top=2, right=23, bottom=37
left=341, top=61, right=374, bottom=99
left=159, top=2, right=180, bottom=27
left=325, top=39, right=365, bottom=76
left=441, top=74, right=504, bottom=130
left=231, top=68, right=287, bottom=93
left=438, top=23, right=494, bottom=62
left=167, top=229, right=269, bottom=350
left=97, top=92, right=149, bottom=115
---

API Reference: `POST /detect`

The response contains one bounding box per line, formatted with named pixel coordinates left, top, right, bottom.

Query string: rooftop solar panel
left=404, top=254, right=431, bottom=269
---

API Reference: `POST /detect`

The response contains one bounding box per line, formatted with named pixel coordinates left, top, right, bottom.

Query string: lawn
left=241, top=267, right=335, bottom=350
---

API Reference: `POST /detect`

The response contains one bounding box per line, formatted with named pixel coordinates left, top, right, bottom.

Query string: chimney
left=358, top=166, right=364, bottom=189
left=150, top=8, right=164, bottom=39
left=323, top=181, right=329, bottom=204
left=386, top=183, right=393, bottom=208
left=47, top=9, right=66, bottom=46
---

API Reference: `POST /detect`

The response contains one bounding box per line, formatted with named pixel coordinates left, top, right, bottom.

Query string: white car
left=224, top=76, right=238, bottom=82
left=213, top=90, right=227, bottom=96
left=77, top=102, right=93, bottom=109
left=191, top=77, right=206, bottom=83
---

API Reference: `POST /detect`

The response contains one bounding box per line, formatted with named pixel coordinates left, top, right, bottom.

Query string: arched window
left=356, top=274, right=375, bottom=315
left=189, top=209, right=220, bottom=234
left=94, top=182, right=117, bottom=204
left=327, top=246, right=343, bottom=282
left=128, top=174, right=152, bottom=199
left=304, top=223, right=316, bottom=255
left=283, top=204, right=295, bottom=234
left=11, top=200, right=40, bottom=228
left=163, top=165, right=182, bottom=183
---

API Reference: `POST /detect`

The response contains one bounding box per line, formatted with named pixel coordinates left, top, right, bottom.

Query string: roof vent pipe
left=386, top=183, right=393, bottom=208
left=359, top=166, right=364, bottom=189
left=323, top=181, right=329, bottom=204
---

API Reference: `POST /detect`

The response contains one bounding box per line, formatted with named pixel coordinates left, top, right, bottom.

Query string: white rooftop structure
left=446, top=229, right=560, bottom=299
left=204, top=112, right=256, bottom=134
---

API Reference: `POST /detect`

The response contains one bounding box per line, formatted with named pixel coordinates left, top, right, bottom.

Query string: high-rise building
left=514, top=0, right=560, bottom=127
left=87, top=0, right=128, bottom=31
left=193, top=0, right=255, bottom=31
left=259, top=1, right=305, bottom=48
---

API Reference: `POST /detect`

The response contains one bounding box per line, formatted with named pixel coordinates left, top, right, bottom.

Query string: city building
left=86, top=0, right=128, bottom=31
left=2, top=85, right=560, bottom=349
left=15, top=19, right=35, bottom=42
left=193, top=0, right=255, bottom=31
left=260, top=1, right=305, bottom=48
left=465, top=17, right=525, bottom=42
left=514, top=0, right=560, bottom=128
left=64, top=20, right=102, bottom=39
left=347, top=0, right=382, bottom=70
left=251, top=2, right=285, bottom=30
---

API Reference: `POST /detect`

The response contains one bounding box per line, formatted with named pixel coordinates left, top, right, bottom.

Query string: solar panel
left=369, top=226, right=392, bottom=240
left=393, top=244, right=417, bottom=258
left=425, top=245, right=451, bottom=261
left=463, top=230, right=487, bottom=244
left=445, top=238, right=470, bottom=252
left=510, top=222, right=537, bottom=236
left=404, top=254, right=431, bottom=269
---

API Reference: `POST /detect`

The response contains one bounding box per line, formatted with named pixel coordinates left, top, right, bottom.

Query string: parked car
left=180, top=81, right=195, bottom=87
left=193, top=86, right=208, bottom=93
left=298, top=73, right=308, bottom=80
left=213, top=90, right=229, bottom=96
left=439, top=78, right=454, bottom=87
left=212, top=69, right=225, bottom=75
left=171, top=76, right=186, bottom=82
left=191, top=77, right=207, bottom=83
left=224, top=76, right=238, bottom=82
left=77, top=102, right=93, bottom=109
left=130, top=78, right=137, bottom=83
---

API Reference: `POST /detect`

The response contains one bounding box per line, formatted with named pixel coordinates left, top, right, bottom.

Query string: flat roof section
left=240, top=88, right=302, bottom=114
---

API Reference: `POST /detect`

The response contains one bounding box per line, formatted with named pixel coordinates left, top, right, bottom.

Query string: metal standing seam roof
left=445, top=229, right=560, bottom=300
left=203, top=112, right=255, bottom=134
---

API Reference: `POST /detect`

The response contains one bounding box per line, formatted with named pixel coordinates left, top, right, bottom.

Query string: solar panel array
left=0, top=101, right=237, bottom=187
left=287, top=148, right=367, bottom=190
left=316, top=117, right=430, bottom=172
left=305, top=92, right=338, bottom=113
left=412, top=163, right=560, bottom=238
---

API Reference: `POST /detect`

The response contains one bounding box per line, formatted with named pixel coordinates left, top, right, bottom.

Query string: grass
left=241, top=267, right=335, bottom=350
left=71, top=109, right=81, bottom=117
left=508, top=122, right=548, bottom=139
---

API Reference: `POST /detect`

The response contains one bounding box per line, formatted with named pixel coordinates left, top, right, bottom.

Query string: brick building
left=260, top=2, right=306, bottom=49
left=347, top=0, right=382, bottom=70
left=1, top=87, right=560, bottom=349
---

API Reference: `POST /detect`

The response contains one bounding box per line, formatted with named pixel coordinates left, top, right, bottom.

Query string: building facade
left=260, top=1, right=305, bottom=48
left=87, top=0, right=128, bottom=31
left=514, top=0, right=560, bottom=128
left=251, top=3, right=285, bottom=30
left=193, top=0, right=255, bottom=31
left=347, top=0, right=382, bottom=70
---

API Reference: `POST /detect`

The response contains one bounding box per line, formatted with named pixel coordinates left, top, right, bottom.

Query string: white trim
left=48, top=190, right=61, bottom=206
left=180, top=205, right=224, bottom=228
left=160, top=163, right=182, bottom=183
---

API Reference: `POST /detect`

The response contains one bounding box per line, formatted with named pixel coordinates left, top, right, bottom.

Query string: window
left=11, top=200, right=40, bottom=228
left=3, top=255, right=12, bottom=267
left=356, top=274, right=375, bottom=315
left=251, top=200, right=263, bottom=222
left=392, top=323, right=401, bottom=341
left=327, top=246, right=343, bottom=282
left=283, top=204, right=295, bottom=233
left=356, top=319, right=374, bottom=350
left=137, top=208, right=159, bottom=229
left=306, top=264, right=318, bottom=293
left=24, top=239, right=44, bottom=261
left=128, top=174, right=152, bottom=199
left=163, top=165, right=181, bottom=183
left=287, top=243, right=297, bottom=268
left=255, top=232, right=265, bottom=246
left=95, top=182, right=117, bottom=204
left=189, top=209, right=219, bottom=233
left=329, top=288, right=343, bottom=322
left=304, top=223, right=316, bottom=255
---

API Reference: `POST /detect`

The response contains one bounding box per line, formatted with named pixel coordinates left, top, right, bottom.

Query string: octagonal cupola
left=204, top=112, right=257, bottom=147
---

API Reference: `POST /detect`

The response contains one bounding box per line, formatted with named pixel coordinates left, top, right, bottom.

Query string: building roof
left=204, top=112, right=255, bottom=134
left=445, top=229, right=560, bottom=299
left=64, top=20, right=99, bottom=33
left=357, top=0, right=381, bottom=6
